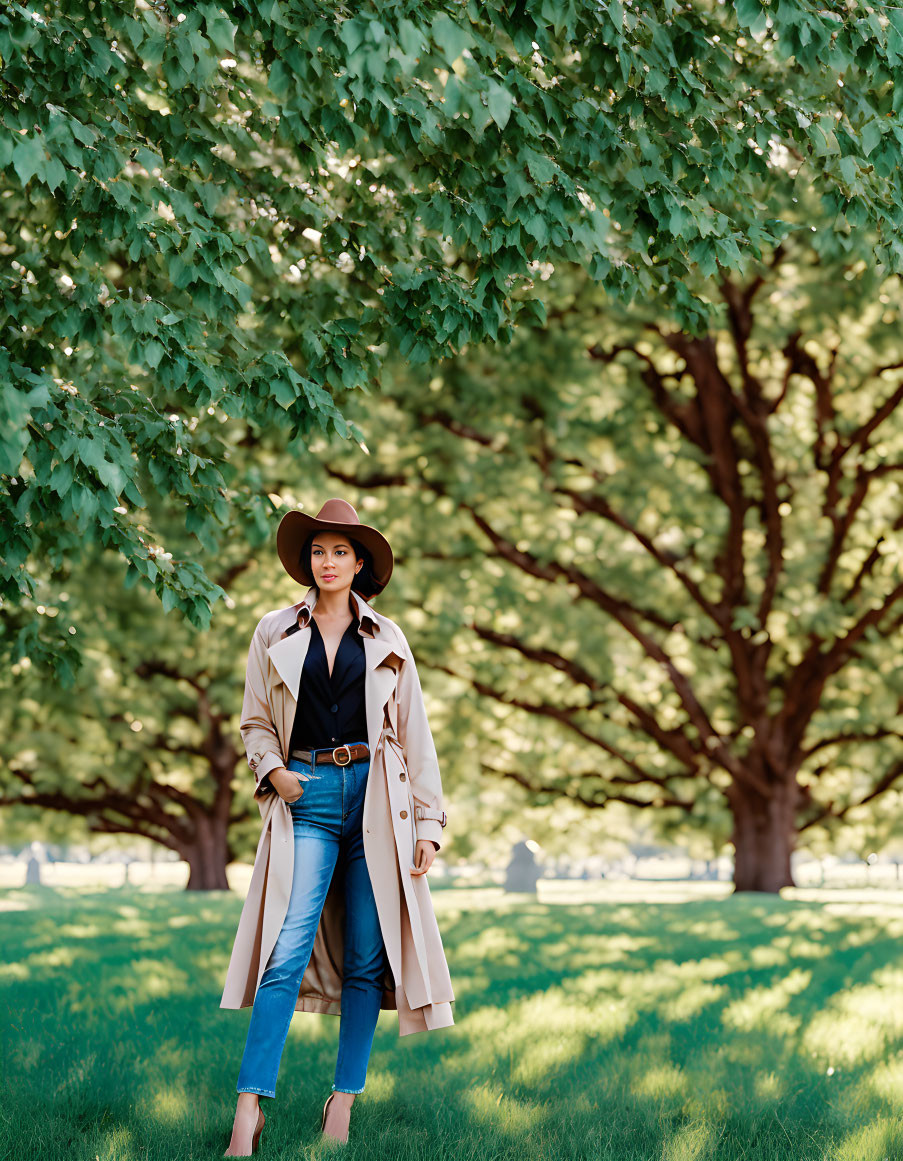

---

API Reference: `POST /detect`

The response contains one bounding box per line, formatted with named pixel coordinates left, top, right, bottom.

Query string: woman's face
left=309, top=531, right=362, bottom=594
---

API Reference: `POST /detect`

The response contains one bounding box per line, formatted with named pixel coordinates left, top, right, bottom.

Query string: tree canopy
left=2, top=0, right=903, bottom=675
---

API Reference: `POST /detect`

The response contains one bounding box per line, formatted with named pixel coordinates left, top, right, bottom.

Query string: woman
left=222, top=498, right=454, bottom=1154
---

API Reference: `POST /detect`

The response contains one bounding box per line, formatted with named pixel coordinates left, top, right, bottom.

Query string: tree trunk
left=727, top=777, right=798, bottom=893
left=181, top=813, right=231, bottom=890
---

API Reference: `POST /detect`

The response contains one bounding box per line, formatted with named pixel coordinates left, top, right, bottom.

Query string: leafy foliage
left=2, top=0, right=901, bottom=675
left=289, top=238, right=903, bottom=884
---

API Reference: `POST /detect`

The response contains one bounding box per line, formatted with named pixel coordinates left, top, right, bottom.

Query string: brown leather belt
left=289, top=742, right=369, bottom=767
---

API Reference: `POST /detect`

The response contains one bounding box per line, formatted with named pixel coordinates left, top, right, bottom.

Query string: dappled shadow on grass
left=1, top=883, right=902, bottom=1160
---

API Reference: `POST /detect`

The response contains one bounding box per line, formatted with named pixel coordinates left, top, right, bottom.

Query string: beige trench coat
left=220, top=586, right=455, bottom=1036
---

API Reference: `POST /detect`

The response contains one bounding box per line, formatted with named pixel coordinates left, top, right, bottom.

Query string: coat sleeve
left=240, top=619, right=285, bottom=799
left=395, top=631, right=448, bottom=851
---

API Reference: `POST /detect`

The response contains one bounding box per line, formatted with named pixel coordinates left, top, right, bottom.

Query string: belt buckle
left=333, top=744, right=352, bottom=766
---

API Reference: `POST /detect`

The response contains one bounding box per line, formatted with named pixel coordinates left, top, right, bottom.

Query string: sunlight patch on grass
left=120, top=958, right=190, bottom=1002
left=753, top=1070, right=785, bottom=1101
left=27, top=946, right=78, bottom=969
left=571, top=932, right=657, bottom=967
left=748, top=943, right=791, bottom=968
left=673, top=954, right=739, bottom=980
left=833, top=1118, right=900, bottom=1161
left=662, top=1118, right=718, bottom=1160
left=631, top=1061, right=688, bottom=1103
left=661, top=979, right=728, bottom=1023
left=803, top=974, right=903, bottom=1067
left=0, top=961, right=29, bottom=981
left=167, top=914, right=196, bottom=928
left=679, top=1047, right=732, bottom=1119
left=96, top=1125, right=134, bottom=1161
left=625, top=956, right=735, bottom=1019
left=720, top=967, right=811, bottom=1034
left=463, top=925, right=526, bottom=967
left=453, top=985, right=621, bottom=1087
left=866, top=1055, right=903, bottom=1103
left=464, top=1080, right=542, bottom=1131
left=193, top=949, right=230, bottom=979
left=629, top=956, right=736, bottom=1023
left=111, top=916, right=154, bottom=938
left=147, top=1084, right=188, bottom=1124
left=682, top=916, right=738, bottom=942
left=0, top=898, right=30, bottom=911
left=57, top=923, right=102, bottom=939
left=286, top=1010, right=334, bottom=1041
left=359, top=1069, right=396, bottom=1101
left=568, top=967, right=621, bottom=996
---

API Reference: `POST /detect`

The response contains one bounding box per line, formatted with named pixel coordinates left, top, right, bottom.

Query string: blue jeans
left=235, top=747, right=387, bottom=1099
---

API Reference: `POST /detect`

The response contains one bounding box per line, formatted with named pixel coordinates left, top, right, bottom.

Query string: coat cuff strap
left=415, top=818, right=444, bottom=849
left=414, top=806, right=447, bottom=827
left=252, top=751, right=284, bottom=781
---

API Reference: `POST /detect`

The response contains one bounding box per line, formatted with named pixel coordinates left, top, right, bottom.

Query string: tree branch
left=483, top=762, right=694, bottom=811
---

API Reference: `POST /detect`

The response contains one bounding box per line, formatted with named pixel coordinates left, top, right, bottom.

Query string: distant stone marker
left=504, top=840, right=542, bottom=893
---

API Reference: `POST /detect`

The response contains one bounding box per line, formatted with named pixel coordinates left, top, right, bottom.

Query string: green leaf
left=432, top=13, right=472, bottom=64
left=200, top=3, right=237, bottom=53
left=487, top=81, right=514, bottom=130
left=41, top=156, right=66, bottom=192
left=12, top=137, right=45, bottom=186
left=524, top=151, right=556, bottom=184
left=161, top=585, right=180, bottom=613
left=144, top=340, right=165, bottom=369
left=861, top=120, right=884, bottom=158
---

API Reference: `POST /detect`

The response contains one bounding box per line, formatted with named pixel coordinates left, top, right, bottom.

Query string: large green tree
left=3, top=0, right=902, bottom=677
left=6, top=237, right=902, bottom=891
left=0, top=477, right=480, bottom=887
left=0, top=538, right=260, bottom=888
left=292, top=237, right=903, bottom=894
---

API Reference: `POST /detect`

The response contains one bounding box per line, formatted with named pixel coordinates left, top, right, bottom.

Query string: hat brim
left=276, top=510, right=393, bottom=598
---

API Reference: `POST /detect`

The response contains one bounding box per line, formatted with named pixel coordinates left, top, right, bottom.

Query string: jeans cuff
left=331, top=1083, right=365, bottom=1094
left=237, top=1087, right=276, bottom=1098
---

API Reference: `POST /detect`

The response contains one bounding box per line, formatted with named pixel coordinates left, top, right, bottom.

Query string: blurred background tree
left=4, top=230, right=902, bottom=891
left=289, top=233, right=903, bottom=893
left=3, top=1, right=903, bottom=891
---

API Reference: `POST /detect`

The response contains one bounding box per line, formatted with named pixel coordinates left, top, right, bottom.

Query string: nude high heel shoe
left=251, top=1107, right=265, bottom=1154
left=320, top=1092, right=349, bottom=1143
left=321, top=1091, right=336, bottom=1133
left=224, top=1105, right=265, bottom=1156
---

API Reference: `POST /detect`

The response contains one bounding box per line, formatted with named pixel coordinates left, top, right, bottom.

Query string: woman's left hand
left=410, top=838, right=439, bottom=876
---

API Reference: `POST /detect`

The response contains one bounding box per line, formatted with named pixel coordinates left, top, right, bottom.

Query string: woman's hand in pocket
left=410, top=839, right=439, bottom=876
left=270, top=767, right=310, bottom=803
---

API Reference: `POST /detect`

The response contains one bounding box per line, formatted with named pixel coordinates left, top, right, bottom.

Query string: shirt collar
left=295, top=585, right=379, bottom=637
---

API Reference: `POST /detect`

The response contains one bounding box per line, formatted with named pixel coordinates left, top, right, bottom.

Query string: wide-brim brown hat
left=276, top=498, right=393, bottom=599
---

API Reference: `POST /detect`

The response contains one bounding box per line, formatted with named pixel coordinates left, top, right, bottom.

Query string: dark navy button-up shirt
left=257, top=609, right=369, bottom=795
left=289, top=612, right=368, bottom=752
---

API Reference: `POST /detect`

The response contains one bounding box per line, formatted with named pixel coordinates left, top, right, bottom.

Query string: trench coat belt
left=289, top=742, right=370, bottom=766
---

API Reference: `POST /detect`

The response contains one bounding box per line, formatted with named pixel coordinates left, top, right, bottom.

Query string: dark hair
left=300, top=531, right=382, bottom=598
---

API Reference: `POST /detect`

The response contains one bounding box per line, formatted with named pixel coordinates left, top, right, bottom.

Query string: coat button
left=399, top=810, right=407, bottom=819
left=331, top=703, right=339, bottom=712
left=399, top=772, right=406, bottom=781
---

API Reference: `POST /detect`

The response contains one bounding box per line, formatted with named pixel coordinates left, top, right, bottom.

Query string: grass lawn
left=1, top=880, right=902, bottom=1160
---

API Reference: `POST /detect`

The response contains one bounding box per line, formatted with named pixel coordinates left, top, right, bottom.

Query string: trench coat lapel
left=264, top=587, right=402, bottom=748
